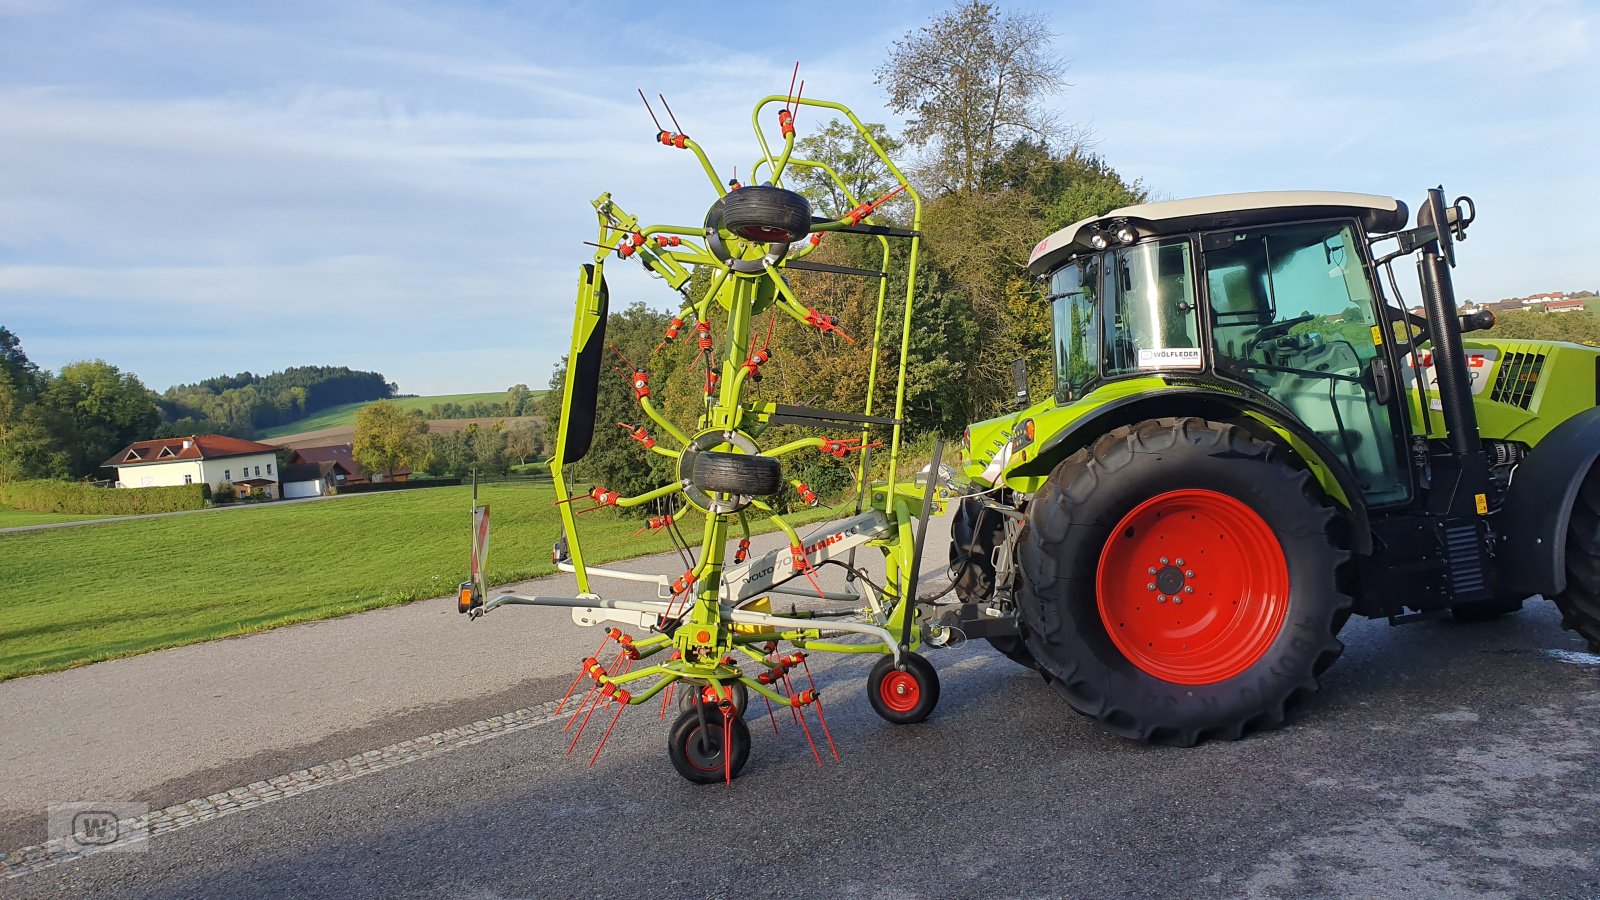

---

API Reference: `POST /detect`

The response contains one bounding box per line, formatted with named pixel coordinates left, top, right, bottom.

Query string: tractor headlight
left=1115, top=226, right=1137, bottom=244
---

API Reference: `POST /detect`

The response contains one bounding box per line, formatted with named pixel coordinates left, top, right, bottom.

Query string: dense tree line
left=0, top=328, right=161, bottom=481
left=160, top=365, right=396, bottom=436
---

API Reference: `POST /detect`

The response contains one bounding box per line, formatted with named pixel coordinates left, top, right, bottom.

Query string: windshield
left=1049, top=238, right=1201, bottom=401
left=1050, top=255, right=1099, bottom=399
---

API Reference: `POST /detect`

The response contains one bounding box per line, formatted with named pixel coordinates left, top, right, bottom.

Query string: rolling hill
left=257, top=392, right=529, bottom=439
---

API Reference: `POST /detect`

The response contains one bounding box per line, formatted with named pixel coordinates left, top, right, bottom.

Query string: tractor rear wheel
left=1553, top=463, right=1600, bottom=651
left=1017, top=417, right=1352, bottom=746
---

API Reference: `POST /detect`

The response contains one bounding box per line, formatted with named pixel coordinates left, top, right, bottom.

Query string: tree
left=506, top=383, right=535, bottom=417
left=503, top=419, right=543, bottom=465
left=877, top=1, right=1070, bottom=195
left=39, top=360, right=161, bottom=478
left=789, top=119, right=903, bottom=217
left=353, top=400, right=429, bottom=479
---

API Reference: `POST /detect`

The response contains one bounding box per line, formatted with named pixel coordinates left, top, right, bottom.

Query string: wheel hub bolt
left=1160, top=557, right=1169, bottom=565
left=1184, top=586, right=1194, bottom=594
left=1173, top=597, right=1183, bottom=604
left=1185, top=570, right=1195, bottom=578
left=1156, top=595, right=1166, bottom=603
left=1147, top=582, right=1156, bottom=591
left=1175, top=558, right=1184, bottom=566
left=1147, top=567, right=1157, bottom=575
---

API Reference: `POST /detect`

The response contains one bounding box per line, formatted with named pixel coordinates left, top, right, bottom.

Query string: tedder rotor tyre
left=866, top=652, right=940, bottom=725
left=693, top=451, right=782, bottom=497
left=950, top=497, right=1038, bottom=671
left=1017, top=417, right=1352, bottom=746
left=717, top=185, right=812, bottom=244
left=667, top=705, right=752, bottom=784
left=1553, top=463, right=1600, bottom=651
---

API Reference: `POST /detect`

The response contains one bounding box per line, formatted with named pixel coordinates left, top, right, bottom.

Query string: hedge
left=329, top=477, right=463, bottom=495
left=0, top=480, right=210, bottom=515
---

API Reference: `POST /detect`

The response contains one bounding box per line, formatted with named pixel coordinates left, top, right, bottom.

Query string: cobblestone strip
left=0, top=699, right=567, bottom=881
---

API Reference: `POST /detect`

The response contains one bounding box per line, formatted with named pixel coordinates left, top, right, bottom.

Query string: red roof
left=290, top=444, right=409, bottom=480
left=105, top=435, right=280, bottom=469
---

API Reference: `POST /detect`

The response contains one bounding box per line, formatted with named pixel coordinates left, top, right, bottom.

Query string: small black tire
left=1017, top=417, right=1352, bottom=746
left=949, top=497, right=1039, bottom=670
left=678, top=681, right=750, bottom=718
left=667, top=705, right=752, bottom=784
left=1553, top=464, right=1600, bottom=651
left=949, top=496, right=1001, bottom=602
left=866, top=652, right=940, bottom=725
left=693, top=451, right=781, bottom=497
left=1450, top=595, right=1526, bottom=622
left=717, top=185, right=812, bottom=244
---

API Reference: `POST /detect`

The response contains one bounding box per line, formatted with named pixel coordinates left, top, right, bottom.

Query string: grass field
left=0, top=483, right=843, bottom=681
left=258, top=391, right=526, bottom=438
left=0, top=507, right=108, bottom=528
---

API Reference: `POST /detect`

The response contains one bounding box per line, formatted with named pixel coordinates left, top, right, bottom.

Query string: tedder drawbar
left=459, top=81, right=955, bottom=783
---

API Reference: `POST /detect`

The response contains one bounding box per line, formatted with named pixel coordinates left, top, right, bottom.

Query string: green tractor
left=948, top=188, right=1600, bottom=745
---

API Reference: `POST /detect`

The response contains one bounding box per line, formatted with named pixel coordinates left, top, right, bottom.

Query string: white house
left=105, top=435, right=283, bottom=499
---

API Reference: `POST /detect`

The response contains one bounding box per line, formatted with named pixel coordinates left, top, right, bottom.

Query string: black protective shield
left=561, top=264, right=609, bottom=466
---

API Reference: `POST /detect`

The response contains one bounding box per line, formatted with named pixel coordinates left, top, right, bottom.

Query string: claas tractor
left=948, top=188, right=1600, bottom=745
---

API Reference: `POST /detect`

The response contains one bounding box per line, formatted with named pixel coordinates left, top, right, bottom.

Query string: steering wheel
left=1254, top=313, right=1316, bottom=342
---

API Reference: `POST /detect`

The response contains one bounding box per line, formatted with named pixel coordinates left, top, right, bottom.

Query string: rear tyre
left=1017, top=417, right=1352, bottom=746
left=667, top=705, right=751, bottom=784
left=1553, top=464, right=1600, bottom=651
left=866, top=652, right=940, bottom=724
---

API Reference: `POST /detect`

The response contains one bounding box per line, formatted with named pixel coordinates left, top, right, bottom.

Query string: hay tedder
left=459, top=82, right=953, bottom=783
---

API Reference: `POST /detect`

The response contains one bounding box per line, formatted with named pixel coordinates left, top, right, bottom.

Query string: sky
left=1, top=0, right=1595, bottom=395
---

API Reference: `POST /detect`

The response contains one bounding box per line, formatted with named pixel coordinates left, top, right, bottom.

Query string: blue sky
left=1, top=0, right=1594, bottom=394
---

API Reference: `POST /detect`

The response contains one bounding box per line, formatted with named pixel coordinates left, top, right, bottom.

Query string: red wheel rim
left=879, top=671, right=921, bottom=713
left=1095, top=489, right=1289, bottom=685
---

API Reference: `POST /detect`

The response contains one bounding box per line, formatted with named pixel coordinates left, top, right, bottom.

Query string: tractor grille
left=1489, top=352, right=1544, bottom=409
left=1444, top=523, right=1488, bottom=600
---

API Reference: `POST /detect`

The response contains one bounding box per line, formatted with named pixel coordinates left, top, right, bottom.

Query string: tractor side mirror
left=1012, top=358, right=1030, bottom=408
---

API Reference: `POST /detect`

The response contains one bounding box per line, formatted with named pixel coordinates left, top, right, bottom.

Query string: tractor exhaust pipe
left=1415, top=188, right=1479, bottom=457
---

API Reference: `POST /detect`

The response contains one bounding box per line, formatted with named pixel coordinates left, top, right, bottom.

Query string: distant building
left=105, top=435, right=282, bottom=498
left=1545, top=299, right=1586, bottom=314
left=286, top=444, right=409, bottom=485
left=278, top=460, right=354, bottom=499
left=1522, top=291, right=1566, bottom=304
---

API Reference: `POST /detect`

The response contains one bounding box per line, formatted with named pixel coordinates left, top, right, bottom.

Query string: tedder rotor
left=459, top=80, right=955, bottom=783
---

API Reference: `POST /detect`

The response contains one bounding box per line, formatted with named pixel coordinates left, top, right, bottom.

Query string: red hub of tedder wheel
left=1095, top=489, right=1289, bottom=685
left=878, top=671, right=922, bottom=714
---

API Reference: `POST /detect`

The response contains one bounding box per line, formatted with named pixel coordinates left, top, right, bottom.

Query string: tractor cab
left=1030, top=192, right=1414, bottom=505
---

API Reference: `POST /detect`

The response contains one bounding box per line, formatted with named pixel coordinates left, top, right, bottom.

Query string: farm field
left=258, top=391, right=535, bottom=439
left=0, top=507, right=108, bottom=528
left=269, top=415, right=543, bottom=450
left=0, top=482, right=840, bottom=681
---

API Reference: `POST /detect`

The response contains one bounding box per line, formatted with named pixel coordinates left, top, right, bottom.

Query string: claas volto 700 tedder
left=947, top=187, right=1600, bottom=745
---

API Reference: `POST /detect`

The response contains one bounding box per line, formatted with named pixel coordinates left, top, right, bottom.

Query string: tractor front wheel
left=1017, top=417, right=1352, bottom=746
left=1553, top=463, right=1600, bottom=651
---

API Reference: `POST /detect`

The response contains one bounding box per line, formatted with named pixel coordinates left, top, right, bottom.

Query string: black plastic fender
left=1496, top=407, right=1600, bottom=596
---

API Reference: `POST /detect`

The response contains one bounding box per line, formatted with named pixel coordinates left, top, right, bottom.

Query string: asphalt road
left=4, top=516, right=1599, bottom=898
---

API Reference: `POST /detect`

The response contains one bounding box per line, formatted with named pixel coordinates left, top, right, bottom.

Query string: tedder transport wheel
left=1017, top=417, right=1351, bottom=746
left=717, top=184, right=812, bottom=244
left=667, top=704, right=752, bottom=784
left=949, top=497, right=1038, bottom=671
left=693, top=451, right=782, bottom=497
left=866, top=652, right=940, bottom=725
left=1553, top=463, right=1600, bottom=651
